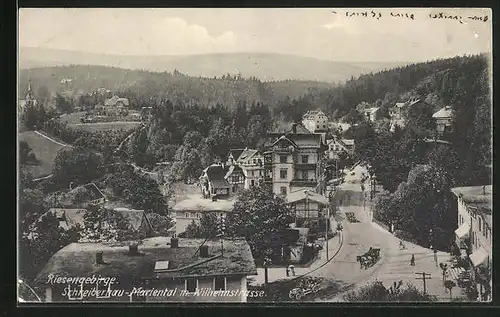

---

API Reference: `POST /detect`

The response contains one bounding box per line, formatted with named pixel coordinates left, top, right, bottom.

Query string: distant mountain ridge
left=19, top=47, right=409, bottom=83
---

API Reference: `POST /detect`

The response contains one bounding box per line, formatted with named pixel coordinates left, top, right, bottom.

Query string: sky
left=19, top=8, right=492, bottom=62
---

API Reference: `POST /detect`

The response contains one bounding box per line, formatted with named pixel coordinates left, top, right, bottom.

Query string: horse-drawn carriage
left=288, top=276, right=322, bottom=300
left=356, top=247, right=381, bottom=269
left=345, top=212, right=359, bottom=223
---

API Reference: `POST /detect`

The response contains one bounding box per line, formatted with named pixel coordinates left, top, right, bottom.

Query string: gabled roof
left=268, top=123, right=312, bottom=135
left=270, top=135, right=299, bottom=148
left=203, top=164, right=227, bottom=181
left=237, top=149, right=260, bottom=163
left=341, top=139, right=355, bottom=146
left=114, top=208, right=153, bottom=231
left=228, top=149, right=245, bottom=162
left=432, top=107, right=453, bottom=119
left=34, top=237, right=257, bottom=284
left=105, top=95, right=130, bottom=107
left=286, top=189, right=329, bottom=205
left=224, top=164, right=245, bottom=179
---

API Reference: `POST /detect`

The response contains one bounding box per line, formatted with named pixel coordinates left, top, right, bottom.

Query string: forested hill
left=19, top=65, right=333, bottom=109
left=276, top=53, right=491, bottom=121
left=19, top=47, right=407, bottom=83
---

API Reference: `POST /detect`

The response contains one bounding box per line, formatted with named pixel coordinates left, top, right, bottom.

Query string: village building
left=264, top=123, right=326, bottom=197
left=34, top=237, right=257, bottom=302
left=44, top=182, right=107, bottom=209
left=226, top=148, right=264, bottom=189
left=326, top=137, right=355, bottom=159
left=199, top=164, right=233, bottom=198
left=19, top=81, right=38, bottom=114
left=286, top=189, right=330, bottom=230
left=172, top=195, right=235, bottom=235
left=302, top=110, right=329, bottom=133
left=451, top=185, right=492, bottom=302
left=432, top=106, right=454, bottom=138
left=35, top=205, right=155, bottom=239
left=362, top=107, right=380, bottom=122
left=389, top=98, right=422, bottom=131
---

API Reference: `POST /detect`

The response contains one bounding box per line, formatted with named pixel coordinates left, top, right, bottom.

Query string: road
left=309, top=165, right=455, bottom=301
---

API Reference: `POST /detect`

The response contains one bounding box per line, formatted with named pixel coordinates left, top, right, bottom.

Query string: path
left=33, top=130, right=73, bottom=148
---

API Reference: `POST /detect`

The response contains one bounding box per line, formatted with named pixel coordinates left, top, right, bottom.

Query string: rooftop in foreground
left=173, top=194, right=236, bottom=212
left=35, top=236, right=256, bottom=284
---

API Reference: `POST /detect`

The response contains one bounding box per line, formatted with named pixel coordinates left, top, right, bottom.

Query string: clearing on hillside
left=18, top=131, right=70, bottom=178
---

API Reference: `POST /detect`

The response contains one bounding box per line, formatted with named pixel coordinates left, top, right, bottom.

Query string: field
left=68, top=121, right=142, bottom=132
left=19, top=131, right=71, bottom=178
left=60, top=111, right=142, bottom=132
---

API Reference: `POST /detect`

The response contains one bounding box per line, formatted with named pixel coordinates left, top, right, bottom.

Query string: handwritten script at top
left=333, top=10, right=489, bottom=24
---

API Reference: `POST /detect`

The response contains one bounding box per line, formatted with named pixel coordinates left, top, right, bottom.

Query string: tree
left=53, top=147, right=104, bottom=188
left=22, top=103, right=47, bottom=130
left=19, top=212, right=80, bottom=282
left=344, top=281, right=437, bottom=302
left=19, top=141, right=38, bottom=165
left=343, top=108, right=363, bottom=125
left=181, top=213, right=218, bottom=238
left=226, top=185, right=294, bottom=263
left=54, top=93, right=73, bottom=113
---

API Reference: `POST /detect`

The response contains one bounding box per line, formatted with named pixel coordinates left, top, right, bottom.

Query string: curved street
left=309, top=165, right=454, bottom=301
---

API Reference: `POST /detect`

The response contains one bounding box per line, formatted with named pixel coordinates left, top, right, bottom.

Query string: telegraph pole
left=325, top=206, right=330, bottom=261
left=415, top=272, right=432, bottom=294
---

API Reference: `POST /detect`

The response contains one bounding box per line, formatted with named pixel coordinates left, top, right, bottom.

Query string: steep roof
left=34, top=237, right=257, bottom=285
left=228, top=149, right=245, bottom=162
left=286, top=189, right=329, bottom=205
left=173, top=194, right=235, bottom=212
left=237, top=149, right=259, bottom=163
left=114, top=208, right=153, bottom=231
left=204, top=164, right=226, bottom=181
left=432, top=107, right=453, bottom=119
left=105, top=95, right=130, bottom=107
left=224, top=165, right=245, bottom=179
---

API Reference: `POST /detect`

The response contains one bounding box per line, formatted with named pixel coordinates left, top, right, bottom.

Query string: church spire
left=26, top=80, right=33, bottom=100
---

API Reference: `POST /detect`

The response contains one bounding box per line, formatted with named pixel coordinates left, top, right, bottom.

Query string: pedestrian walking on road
left=286, top=266, right=290, bottom=277
left=399, top=240, right=405, bottom=250
left=410, top=254, right=415, bottom=266
left=289, top=265, right=295, bottom=276
left=433, top=249, right=438, bottom=266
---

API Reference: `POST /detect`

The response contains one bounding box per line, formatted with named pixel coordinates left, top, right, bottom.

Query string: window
left=301, top=155, right=309, bottom=164
left=185, top=213, right=189, bottom=218
left=280, top=187, right=287, bottom=196
left=185, top=278, right=197, bottom=292
left=280, top=155, right=287, bottom=163
left=251, top=180, right=255, bottom=187
left=478, top=218, right=482, bottom=232
left=214, top=276, right=226, bottom=291
left=280, top=169, right=288, bottom=179
left=302, top=170, right=308, bottom=180
left=196, top=213, right=200, bottom=218
left=232, top=175, right=239, bottom=183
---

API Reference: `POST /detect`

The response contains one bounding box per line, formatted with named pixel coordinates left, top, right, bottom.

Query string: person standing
left=410, top=254, right=415, bottom=266
left=289, top=264, right=295, bottom=276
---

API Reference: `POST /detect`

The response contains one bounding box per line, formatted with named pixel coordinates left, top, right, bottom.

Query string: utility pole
left=415, top=272, right=432, bottom=294
left=325, top=206, right=330, bottom=261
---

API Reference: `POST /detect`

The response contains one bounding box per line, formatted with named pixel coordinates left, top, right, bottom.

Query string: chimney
left=171, top=237, right=179, bottom=248
left=95, top=251, right=104, bottom=265
left=292, top=123, right=297, bottom=134
left=200, top=245, right=209, bottom=258
left=128, top=243, right=139, bottom=256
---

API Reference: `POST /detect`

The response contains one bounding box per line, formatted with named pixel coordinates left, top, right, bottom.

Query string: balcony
left=290, top=179, right=318, bottom=187
left=272, top=146, right=294, bottom=154
left=294, top=163, right=317, bottom=170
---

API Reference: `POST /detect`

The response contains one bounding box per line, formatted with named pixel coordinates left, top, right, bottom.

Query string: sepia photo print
left=17, top=7, right=492, bottom=303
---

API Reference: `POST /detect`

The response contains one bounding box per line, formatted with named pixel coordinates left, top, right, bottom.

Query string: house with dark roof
left=199, top=164, right=232, bottom=198
left=34, top=237, right=257, bottom=302
left=45, top=183, right=107, bottom=209
left=451, top=185, right=492, bottom=301
left=286, top=189, right=330, bottom=230
left=227, top=148, right=264, bottom=189
left=35, top=206, right=156, bottom=240
left=264, top=123, right=327, bottom=197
